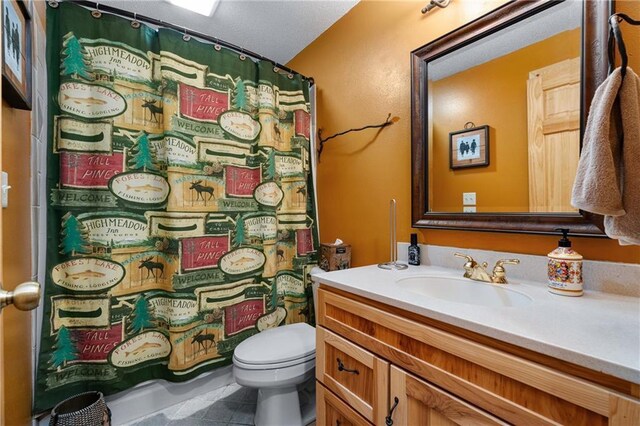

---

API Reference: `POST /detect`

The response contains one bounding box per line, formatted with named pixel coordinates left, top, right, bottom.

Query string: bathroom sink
left=395, top=276, right=533, bottom=308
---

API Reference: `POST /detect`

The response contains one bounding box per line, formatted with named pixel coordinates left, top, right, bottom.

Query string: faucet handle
left=494, top=258, right=520, bottom=268
left=454, top=252, right=475, bottom=263
left=454, top=253, right=477, bottom=279
left=492, top=258, right=520, bottom=284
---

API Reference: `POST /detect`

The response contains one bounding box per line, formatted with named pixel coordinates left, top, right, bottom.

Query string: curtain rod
left=56, top=0, right=314, bottom=86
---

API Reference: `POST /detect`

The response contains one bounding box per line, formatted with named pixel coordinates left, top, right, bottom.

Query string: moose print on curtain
left=35, top=2, right=319, bottom=412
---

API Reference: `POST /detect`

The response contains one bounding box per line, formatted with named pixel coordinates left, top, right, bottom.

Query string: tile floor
left=120, top=383, right=258, bottom=426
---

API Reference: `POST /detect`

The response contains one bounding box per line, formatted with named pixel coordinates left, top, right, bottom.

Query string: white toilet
left=232, top=274, right=320, bottom=426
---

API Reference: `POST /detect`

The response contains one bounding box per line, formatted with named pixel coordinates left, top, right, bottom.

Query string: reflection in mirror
left=427, top=1, right=582, bottom=213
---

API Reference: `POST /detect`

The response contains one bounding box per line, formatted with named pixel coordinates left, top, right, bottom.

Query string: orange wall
left=431, top=29, right=580, bottom=212
left=288, top=0, right=640, bottom=265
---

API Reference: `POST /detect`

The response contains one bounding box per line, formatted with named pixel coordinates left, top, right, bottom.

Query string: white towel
left=571, top=67, right=640, bottom=245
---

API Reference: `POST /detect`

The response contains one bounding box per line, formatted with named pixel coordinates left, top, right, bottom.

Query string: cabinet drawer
left=317, top=327, right=389, bottom=424
left=317, top=382, right=372, bottom=426
left=318, top=287, right=640, bottom=425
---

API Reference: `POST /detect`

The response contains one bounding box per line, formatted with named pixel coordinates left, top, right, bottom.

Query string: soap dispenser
left=408, top=233, right=420, bottom=266
left=547, top=228, right=583, bottom=297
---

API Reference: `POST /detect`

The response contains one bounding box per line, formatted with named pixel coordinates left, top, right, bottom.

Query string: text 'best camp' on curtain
left=35, top=2, right=319, bottom=412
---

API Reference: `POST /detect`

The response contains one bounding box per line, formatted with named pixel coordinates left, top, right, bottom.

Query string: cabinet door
left=317, top=327, right=389, bottom=424
left=317, top=382, right=371, bottom=426
left=388, top=366, right=507, bottom=426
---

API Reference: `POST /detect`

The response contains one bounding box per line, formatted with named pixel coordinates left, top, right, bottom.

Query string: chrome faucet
left=454, top=253, right=520, bottom=284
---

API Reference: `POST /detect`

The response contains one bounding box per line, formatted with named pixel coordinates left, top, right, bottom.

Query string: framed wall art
left=2, top=0, right=32, bottom=110
left=449, top=125, right=489, bottom=169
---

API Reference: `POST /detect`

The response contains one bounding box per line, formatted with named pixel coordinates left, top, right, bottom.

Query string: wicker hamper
left=49, top=391, right=111, bottom=426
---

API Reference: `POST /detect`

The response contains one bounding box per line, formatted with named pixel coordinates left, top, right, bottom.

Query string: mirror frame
left=411, top=0, right=610, bottom=236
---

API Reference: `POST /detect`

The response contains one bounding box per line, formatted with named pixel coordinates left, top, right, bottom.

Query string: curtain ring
left=273, top=66, right=280, bottom=73
left=91, top=3, right=102, bottom=18
left=182, top=28, right=191, bottom=42
left=47, top=0, right=59, bottom=8
left=214, top=38, right=221, bottom=51
left=288, top=73, right=293, bottom=79
left=464, top=121, right=475, bottom=129
left=239, top=47, right=246, bottom=61
left=131, top=13, right=140, bottom=28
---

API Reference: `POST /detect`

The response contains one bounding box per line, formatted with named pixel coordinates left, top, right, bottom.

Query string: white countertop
left=313, top=264, right=640, bottom=384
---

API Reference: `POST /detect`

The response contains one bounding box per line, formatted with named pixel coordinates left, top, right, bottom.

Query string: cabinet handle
left=336, top=357, right=359, bottom=375
left=385, top=396, right=399, bottom=426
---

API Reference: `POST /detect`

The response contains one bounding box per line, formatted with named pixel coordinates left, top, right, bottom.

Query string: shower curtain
left=35, top=2, right=319, bottom=412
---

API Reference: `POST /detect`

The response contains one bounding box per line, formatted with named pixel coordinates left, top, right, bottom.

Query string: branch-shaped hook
left=317, top=113, right=396, bottom=160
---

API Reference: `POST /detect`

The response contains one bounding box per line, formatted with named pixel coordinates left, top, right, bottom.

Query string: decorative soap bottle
left=408, top=233, right=421, bottom=266
left=547, top=228, right=583, bottom=297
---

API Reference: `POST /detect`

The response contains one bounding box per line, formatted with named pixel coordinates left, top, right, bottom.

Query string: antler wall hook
left=317, top=113, right=397, bottom=160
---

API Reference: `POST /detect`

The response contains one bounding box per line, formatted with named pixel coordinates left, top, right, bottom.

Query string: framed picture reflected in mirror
left=449, top=125, right=489, bottom=169
left=2, top=0, right=32, bottom=110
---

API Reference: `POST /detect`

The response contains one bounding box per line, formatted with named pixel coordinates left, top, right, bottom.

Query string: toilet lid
left=233, top=323, right=315, bottom=366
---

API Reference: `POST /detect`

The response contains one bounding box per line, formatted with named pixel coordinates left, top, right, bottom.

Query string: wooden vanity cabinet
left=315, top=286, right=640, bottom=425
left=389, top=366, right=507, bottom=425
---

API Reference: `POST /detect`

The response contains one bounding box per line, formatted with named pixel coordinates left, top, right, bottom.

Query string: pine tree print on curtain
left=35, top=2, right=319, bottom=412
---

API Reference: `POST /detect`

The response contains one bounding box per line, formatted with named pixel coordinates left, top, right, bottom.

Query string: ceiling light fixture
left=166, top=0, right=220, bottom=17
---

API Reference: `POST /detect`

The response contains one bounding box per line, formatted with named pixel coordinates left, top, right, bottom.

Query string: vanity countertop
left=313, top=265, right=640, bottom=384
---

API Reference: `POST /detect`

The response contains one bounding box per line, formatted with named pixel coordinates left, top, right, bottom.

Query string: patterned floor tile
left=202, top=399, right=242, bottom=423
left=228, top=403, right=256, bottom=425
left=196, top=385, right=230, bottom=402
left=167, top=418, right=226, bottom=425
left=174, top=397, right=218, bottom=419
left=224, top=386, right=258, bottom=404
left=124, top=412, right=170, bottom=426
left=220, top=383, right=242, bottom=397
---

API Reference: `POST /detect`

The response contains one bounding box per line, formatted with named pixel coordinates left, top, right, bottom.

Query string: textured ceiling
left=96, top=0, right=359, bottom=65
left=429, top=0, right=582, bottom=81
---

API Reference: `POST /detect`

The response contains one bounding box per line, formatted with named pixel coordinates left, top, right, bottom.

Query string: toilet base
left=299, top=379, right=316, bottom=426
left=255, top=386, right=301, bottom=426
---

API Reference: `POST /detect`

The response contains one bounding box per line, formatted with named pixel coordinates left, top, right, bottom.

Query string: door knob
left=0, top=281, right=41, bottom=312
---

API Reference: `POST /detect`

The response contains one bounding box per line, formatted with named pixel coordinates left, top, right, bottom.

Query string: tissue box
left=320, top=243, right=351, bottom=271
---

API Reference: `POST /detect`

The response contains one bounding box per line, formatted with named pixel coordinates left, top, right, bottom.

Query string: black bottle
left=408, top=233, right=420, bottom=266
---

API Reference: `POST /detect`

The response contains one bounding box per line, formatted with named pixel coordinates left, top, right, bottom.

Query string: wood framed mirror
left=411, top=0, right=610, bottom=235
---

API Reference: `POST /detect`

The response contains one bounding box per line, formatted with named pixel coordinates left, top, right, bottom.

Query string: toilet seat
left=233, top=322, right=315, bottom=370
left=233, top=351, right=315, bottom=370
